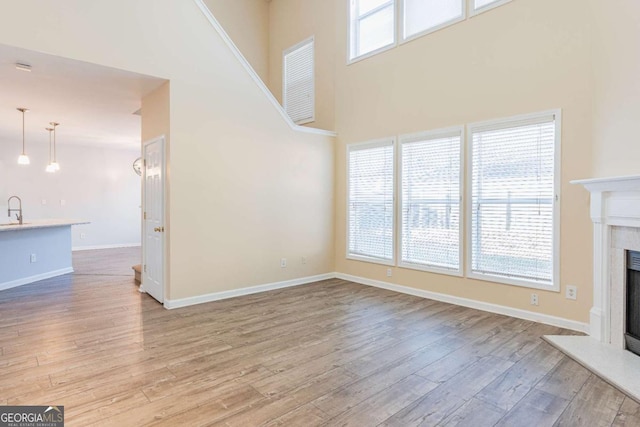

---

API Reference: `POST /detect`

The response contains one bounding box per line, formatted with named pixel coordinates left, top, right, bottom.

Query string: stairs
left=132, top=265, right=141, bottom=284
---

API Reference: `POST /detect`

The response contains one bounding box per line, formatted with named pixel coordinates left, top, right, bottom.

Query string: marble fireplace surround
left=545, top=175, right=640, bottom=401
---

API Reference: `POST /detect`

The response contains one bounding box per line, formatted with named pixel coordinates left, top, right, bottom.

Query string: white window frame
left=346, top=137, right=396, bottom=266
left=465, top=109, right=562, bottom=292
left=398, top=126, right=464, bottom=276
left=469, top=0, right=514, bottom=17
left=283, top=36, right=315, bottom=125
left=348, top=0, right=398, bottom=64
left=400, top=0, right=466, bottom=44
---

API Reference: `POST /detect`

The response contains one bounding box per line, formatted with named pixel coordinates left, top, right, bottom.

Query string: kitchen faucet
left=7, top=196, right=23, bottom=225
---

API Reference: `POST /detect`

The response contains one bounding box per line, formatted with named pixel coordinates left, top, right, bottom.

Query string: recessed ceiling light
left=15, top=62, right=32, bottom=72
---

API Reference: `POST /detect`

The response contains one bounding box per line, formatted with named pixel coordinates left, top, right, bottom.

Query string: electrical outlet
left=280, top=258, right=287, bottom=268
left=80, top=233, right=86, bottom=239
left=530, top=293, right=539, bottom=306
left=566, top=285, right=577, bottom=300
left=60, top=199, right=66, bottom=206
left=301, top=256, right=307, bottom=265
left=30, top=253, right=37, bottom=263
left=387, top=268, right=392, bottom=277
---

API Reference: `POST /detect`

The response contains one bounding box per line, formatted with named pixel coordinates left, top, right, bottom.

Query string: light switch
left=41, top=199, right=47, bottom=205
left=60, top=199, right=66, bottom=206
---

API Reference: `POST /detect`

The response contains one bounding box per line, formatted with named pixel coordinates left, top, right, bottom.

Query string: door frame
left=140, top=135, right=167, bottom=304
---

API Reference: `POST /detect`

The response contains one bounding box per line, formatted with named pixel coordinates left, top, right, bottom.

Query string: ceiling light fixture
left=15, top=63, right=32, bottom=72
left=49, top=122, right=60, bottom=171
left=17, top=108, right=30, bottom=165
left=45, top=127, right=56, bottom=173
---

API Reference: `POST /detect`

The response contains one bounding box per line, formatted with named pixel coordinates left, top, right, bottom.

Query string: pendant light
left=17, top=108, right=30, bottom=165
left=45, top=127, right=56, bottom=173
left=49, top=122, right=60, bottom=171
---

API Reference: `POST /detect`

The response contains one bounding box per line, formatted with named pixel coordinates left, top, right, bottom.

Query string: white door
left=142, top=136, right=165, bottom=303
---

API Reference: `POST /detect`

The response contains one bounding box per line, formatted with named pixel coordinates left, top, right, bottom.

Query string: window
left=468, top=112, right=560, bottom=289
left=347, top=139, right=395, bottom=264
left=283, top=37, right=315, bottom=125
left=402, top=0, right=464, bottom=41
left=400, top=128, right=462, bottom=273
left=349, top=0, right=396, bottom=61
left=471, top=0, right=512, bottom=15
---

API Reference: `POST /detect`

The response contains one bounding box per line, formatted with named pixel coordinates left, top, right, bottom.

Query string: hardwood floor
left=0, top=248, right=637, bottom=426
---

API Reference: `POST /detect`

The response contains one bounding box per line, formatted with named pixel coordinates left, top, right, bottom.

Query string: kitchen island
left=0, top=219, right=89, bottom=291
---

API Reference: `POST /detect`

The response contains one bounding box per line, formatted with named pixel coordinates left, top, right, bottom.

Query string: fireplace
left=627, top=251, right=640, bottom=356
left=543, top=175, right=640, bottom=402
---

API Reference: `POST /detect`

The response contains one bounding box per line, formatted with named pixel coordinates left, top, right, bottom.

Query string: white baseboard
left=163, top=273, right=336, bottom=309
left=162, top=270, right=589, bottom=333
left=335, top=273, right=590, bottom=334
left=73, top=243, right=141, bottom=251
left=0, top=267, right=74, bottom=292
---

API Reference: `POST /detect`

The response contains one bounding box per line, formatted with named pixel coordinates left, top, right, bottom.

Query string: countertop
left=0, top=219, right=89, bottom=232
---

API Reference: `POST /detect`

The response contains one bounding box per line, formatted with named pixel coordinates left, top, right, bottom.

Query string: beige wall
left=268, top=0, right=596, bottom=323
left=204, top=0, right=271, bottom=83
left=591, top=0, right=640, bottom=178
left=325, top=0, right=593, bottom=322
left=0, top=0, right=335, bottom=301
left=268, top=0, right=336, bottom=131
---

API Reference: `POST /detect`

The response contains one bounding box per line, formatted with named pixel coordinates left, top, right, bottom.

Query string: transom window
left=348, top=0, right=513, bottom=63
left=402, top=0, right=464, bottom=41
left=349, top=0, right=396, bottom=61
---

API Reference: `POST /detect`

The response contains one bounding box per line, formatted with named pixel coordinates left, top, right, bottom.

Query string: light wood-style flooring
left=1, top=248, right=638, bottom=426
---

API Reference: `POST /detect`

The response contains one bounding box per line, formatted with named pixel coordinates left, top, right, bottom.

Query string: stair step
left=132, top=264, right=142, bottom=284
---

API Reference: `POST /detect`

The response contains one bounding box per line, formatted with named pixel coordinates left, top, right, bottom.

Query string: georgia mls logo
left=0, top=405, right=64, bottom=427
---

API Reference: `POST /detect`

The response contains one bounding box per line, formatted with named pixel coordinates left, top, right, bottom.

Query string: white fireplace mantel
left=544, top=175, right=640, bottom=402
left=572, top=175, right=640, bottom=342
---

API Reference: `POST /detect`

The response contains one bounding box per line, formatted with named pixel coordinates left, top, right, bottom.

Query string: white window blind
left=350, top=0, right=395, bottom=60
left=401, top=130, right=461, bottom=271
left=470, top=114, right=557, bottom=286
left=283, top=37, right=314, bottom=125
left=403, top=0, right=464, bottom=40
left=348, top=140, right=395, bottom=262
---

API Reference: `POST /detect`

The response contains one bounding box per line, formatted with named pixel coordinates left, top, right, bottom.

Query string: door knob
left=154, top=226, right=165, bottom=232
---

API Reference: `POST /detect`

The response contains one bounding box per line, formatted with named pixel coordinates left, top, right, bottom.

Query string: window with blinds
left=402, top=0, right=464, bottom=40
left=349, top=0, right=396, bottom=61
left=472, top=0, right=512, bottom=14
left=283, top=37, right=314, bottom=125
left=469, top=113, right=559, bottom=288
left=347, top=140, right=395, bottom=263
left=400, top=129, right=461, bottom=272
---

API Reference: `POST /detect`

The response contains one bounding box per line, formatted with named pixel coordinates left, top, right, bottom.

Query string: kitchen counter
left=0, top=219, right=89, bottom=232
left=0, top=219, right=89, bottom=291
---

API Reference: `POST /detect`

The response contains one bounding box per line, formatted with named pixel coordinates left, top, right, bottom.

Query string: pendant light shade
left=17, top=108, right=30, bottom=165
left=46, top=127, right=55, bottom=173
left=50, top=122, right=60, bottom=171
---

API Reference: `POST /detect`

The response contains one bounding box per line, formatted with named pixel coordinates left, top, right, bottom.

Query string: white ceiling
left=0, top=44, right=166, bottom=151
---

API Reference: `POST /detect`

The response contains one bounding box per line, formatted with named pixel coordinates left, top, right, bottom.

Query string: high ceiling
left=0, top=44, right=166, bottom=151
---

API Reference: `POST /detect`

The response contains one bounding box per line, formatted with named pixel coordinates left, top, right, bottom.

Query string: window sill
left=400, top=15, right=465, bottom=46
left=399, top=262, right=463, bottom=278
left=467, top=271, right=560, bottom=292
left=346, top=254, right=395, bottom=267
left=347, top=42, right=397, bottom=66
left=469, top=0, right=514, bottom=18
